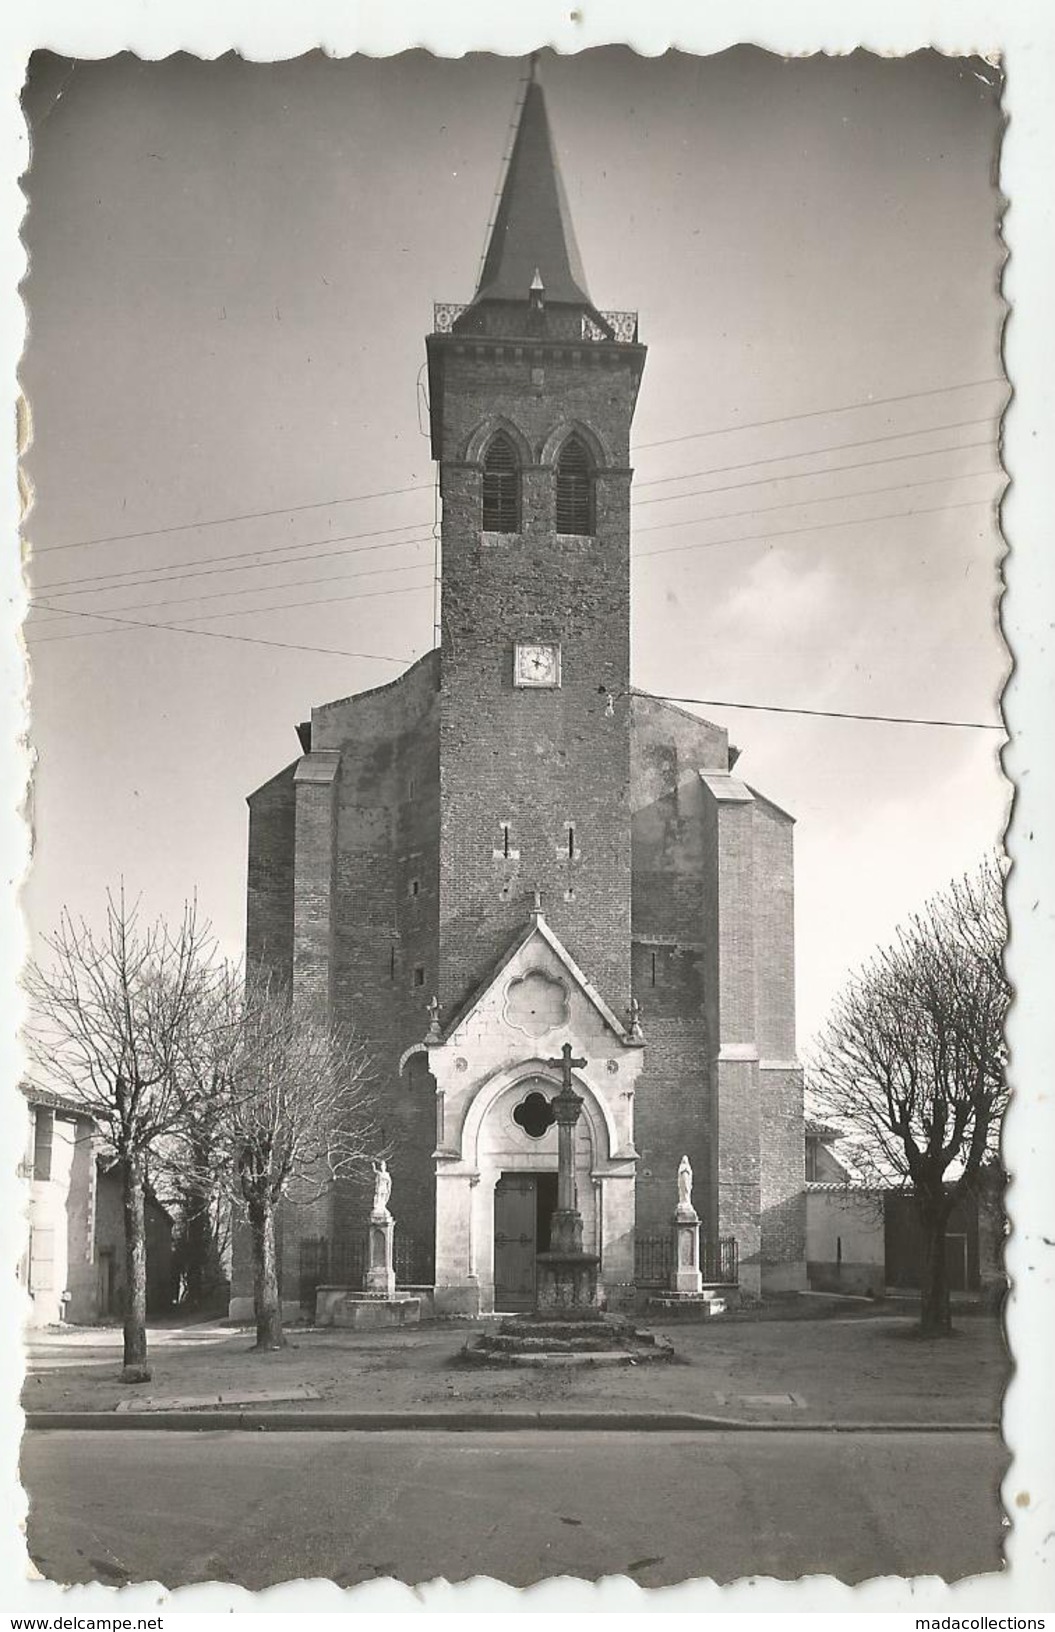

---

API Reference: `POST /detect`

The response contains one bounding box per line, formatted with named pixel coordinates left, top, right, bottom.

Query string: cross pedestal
left=535, top=1043, right=601, bottom=1320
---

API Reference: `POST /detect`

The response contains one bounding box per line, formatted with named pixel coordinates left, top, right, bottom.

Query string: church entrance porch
left=422, top=910, right=646, bottom=1315
left=493, top=1171, right=558, bottom=1312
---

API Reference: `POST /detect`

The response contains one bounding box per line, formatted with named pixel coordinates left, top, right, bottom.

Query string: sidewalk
left=22, top=1306, right=1007, bottom=1430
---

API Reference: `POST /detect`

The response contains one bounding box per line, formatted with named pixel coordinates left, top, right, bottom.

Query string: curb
left=22, top=1410, right=1001, bottom=1434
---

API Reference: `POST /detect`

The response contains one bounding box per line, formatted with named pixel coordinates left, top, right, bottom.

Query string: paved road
left=22, top=1428, right=1006, bottom=1589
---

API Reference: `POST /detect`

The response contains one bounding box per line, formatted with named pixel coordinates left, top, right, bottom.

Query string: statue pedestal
left=365, top=1212, right=395, bottom=1299
left=671, top=1203, right=703, bottom=1296
left=316, top=1287, right=421, bottom=1329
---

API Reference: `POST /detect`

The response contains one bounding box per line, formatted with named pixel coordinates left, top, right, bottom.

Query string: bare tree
left=810, top=858, right=1009, bottom=1335
left=23, top=891, right=221, bottom=1380
left=154, top=962, right=242, bottom=1314
left=206, top=975, right=381, bottom=1351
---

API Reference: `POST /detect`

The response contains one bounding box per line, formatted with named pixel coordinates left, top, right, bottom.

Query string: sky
left=18, top=46, right=1007, bottom=1045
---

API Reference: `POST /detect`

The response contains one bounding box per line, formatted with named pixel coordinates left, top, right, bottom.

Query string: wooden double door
left=493, top=1172, right=559, bottom=1312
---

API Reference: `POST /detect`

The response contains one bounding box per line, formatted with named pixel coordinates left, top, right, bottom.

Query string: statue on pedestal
left=371, top=1158, right=393, bottom=1221
left=672, top=1154, right=703, bottom=1294
left=675, top=1153, right=700, bottom=1225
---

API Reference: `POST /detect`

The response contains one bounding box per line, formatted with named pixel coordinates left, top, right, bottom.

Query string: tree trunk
left=182, top=1187, right=215, bottom=1309
left=919, top=1201, right=953, bottom=1336
left=120, top=1153, right=151, bottom=1381
left=248, top=1195, right=285, bottom=1350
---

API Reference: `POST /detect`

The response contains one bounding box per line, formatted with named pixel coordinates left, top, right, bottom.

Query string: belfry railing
left=432, top=303, right=639, bottom=343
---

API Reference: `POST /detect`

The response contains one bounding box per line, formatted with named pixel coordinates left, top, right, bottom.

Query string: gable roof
left=436, top=909, right=634, bottom=1046
left=474, top=81, right=592, bottom=307
left=20, top=1080, right=96, bottom=1121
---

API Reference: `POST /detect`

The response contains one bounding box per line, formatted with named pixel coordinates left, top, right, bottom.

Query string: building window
left=482, top=432, right=520, bottom=533
left=412, top=965, right=426, bottom=987
left=555, top=435, right=593, bottom=535
left=494, top=821, right=520, bottom=860
left=805, top=1140, right=818, bottom=1183
left=408, top=878, right=420, bottom=898
left=32, top=1107, right=54, bottom=1183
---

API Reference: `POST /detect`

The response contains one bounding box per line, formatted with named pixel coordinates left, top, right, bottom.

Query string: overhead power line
left=31, top=423, right=998, bottom=606
left=31, top=525, right=436, bottom=604
left=27, top=600, right=415, bottom=665
left=28, top=574, right=436, bottom=647
left=26, top=602, right=1003, bottom=733
left=631, top=378, right=1005, bottom=453
left=632, top=495, right=996, bottom=562
left=633, top=467, right=1000, bottom=539
left=28, top=552, right=433, bottom=627
left=633, top=416, right=994, bottom=490
left=633, top=437, right=996, bottom=510
left=30, top=462, right=998, bottom=632
left=28, top=378, right=1004, bottom=560
left=32, top=480, right=434, bottom=557
left=652, top=693, right=1003, bottom=732
left=30, top=464, right=1002, bottom=641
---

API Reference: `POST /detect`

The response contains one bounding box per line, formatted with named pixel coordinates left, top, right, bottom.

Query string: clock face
left=514, top=641, right=561, bottom=688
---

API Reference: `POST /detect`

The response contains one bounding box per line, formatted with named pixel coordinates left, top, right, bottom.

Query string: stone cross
left=547, top=1041, right=586, bottom=1092
left=546, top=1043, right=587, bottom=1216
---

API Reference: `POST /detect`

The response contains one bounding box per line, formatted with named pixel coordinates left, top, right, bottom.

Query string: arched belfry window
left=481, top=432, right=520, bottom=533
left=555, top=436, right=593, bottom=536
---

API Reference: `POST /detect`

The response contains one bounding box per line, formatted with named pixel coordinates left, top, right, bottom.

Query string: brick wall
left=750, top=794, right=797, bottom=1062
left=245, top=762, right=297, bottom=985
left=751, top=796, right=806, bottom=1279
left=314, top=652, right=442, bottom=1251
left=629, top=695, right=730, bottom=1233
left=434, top=337, right=643, bottom=1019
left=760, top=1065, right=807, bottom=1281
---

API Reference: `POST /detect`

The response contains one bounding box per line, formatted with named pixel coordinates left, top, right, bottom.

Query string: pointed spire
left=475, top=78, right=591, bottom=308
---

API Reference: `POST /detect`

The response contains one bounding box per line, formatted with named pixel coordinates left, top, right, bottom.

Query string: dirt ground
left=22, top=1304, right=1007, bottom=1425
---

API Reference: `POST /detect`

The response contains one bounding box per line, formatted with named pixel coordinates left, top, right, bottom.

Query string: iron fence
left=298, top=1232, right=435, bottom=1313
left=634, top=1233, right=738, bottom=1287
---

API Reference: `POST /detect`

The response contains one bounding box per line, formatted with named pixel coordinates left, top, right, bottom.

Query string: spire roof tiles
left=474, top=80, right=592, bottom=308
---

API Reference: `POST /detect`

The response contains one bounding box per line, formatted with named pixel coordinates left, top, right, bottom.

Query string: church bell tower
left=426, top=75, right=647, bottom=1015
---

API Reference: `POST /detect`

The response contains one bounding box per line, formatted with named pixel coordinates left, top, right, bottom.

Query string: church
left=231, top=77, right=806, bottom=1319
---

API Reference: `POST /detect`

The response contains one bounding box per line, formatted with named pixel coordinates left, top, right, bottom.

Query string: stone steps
left=462, top=1312, right=675, bottom=1367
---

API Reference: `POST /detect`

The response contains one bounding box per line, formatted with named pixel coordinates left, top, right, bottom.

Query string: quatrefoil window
left=513, top=1091, right=556, bottom=1140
